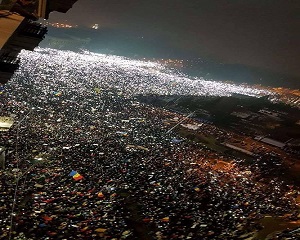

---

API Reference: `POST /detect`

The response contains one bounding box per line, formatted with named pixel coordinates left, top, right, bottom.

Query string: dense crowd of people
left=0, top=48, right=299, bottom=239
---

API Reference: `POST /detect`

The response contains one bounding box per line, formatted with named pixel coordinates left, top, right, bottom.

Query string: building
left=0, top=0, right=79, bottom=84
left=1, top=0, right=79, bottom=20
left=254, top=136, right=286, bottom=149
left=0, top=10, right=22, bottom=83
left=0, top=10, right=47, bottom=83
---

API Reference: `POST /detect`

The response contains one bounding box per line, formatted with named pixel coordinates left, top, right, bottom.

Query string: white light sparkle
left=13, top=48, right=271, bottom=98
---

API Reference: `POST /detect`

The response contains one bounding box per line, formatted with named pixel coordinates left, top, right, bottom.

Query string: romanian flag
left=69, top=170, right=84, bottom=181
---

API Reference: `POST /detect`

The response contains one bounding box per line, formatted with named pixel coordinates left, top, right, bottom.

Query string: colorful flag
left=54, top=91, right=62, bottom=96
left=142, top=218, right=152, bottom=223
left=69, top=170, right=83, bottom=181
left=97, top=192, right=104, bottom=198
left=73, top=173, right=83, bottom=181
left=42, top=215, right=53, bottom=222
left=161, top=217, right=170, bottom=222
left=69, top=170, right=77, bottom=176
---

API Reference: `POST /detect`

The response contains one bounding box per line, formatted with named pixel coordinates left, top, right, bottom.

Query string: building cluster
left=41, top=20, right=77, bottom=29
left=270, top=87, right=300, bottom=108
left=0, top=0, right=79, bottom=84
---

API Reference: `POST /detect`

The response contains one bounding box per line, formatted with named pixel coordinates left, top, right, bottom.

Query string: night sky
left=50, top=0, right=300, bottom=78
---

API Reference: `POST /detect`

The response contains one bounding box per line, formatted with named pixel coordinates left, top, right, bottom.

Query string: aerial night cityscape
left=0, top=0, right=300, bottom=239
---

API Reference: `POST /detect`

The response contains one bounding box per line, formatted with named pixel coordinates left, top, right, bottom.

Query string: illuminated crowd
left=0, top=48, right=298, bottom=239
left=17, top=48, right=271, bottom=98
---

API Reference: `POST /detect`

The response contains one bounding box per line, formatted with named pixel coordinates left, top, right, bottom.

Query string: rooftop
left=0, top=10, right=24, bottom=49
